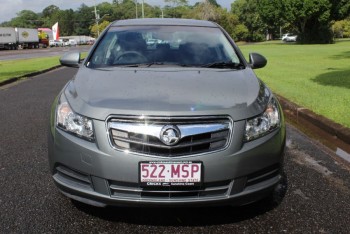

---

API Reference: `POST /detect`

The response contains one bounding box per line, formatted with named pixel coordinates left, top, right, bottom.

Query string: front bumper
left=48, top=118, right=285, bottom=207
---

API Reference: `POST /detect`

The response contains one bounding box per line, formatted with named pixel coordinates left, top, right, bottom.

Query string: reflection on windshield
left=88, top=25, right=243, bottom=68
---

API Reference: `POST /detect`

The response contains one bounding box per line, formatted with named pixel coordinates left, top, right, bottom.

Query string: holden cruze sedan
left=48, top=18, right=285, bottom=207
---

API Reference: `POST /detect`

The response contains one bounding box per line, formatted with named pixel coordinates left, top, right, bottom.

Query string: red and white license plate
left=139, top=162, right=202, bottom=187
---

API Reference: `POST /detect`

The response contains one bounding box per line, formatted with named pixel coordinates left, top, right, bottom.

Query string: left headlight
left=244, top=97, right=281, bottom=142
left=56, top=94, right=94, bottom=141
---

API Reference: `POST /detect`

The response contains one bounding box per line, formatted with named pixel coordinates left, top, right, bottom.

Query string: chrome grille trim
left=108, top=180, right=232, bottom=199
left=107, top=116, right=233, bottom=157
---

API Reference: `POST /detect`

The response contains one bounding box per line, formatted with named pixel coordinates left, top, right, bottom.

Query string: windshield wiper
left=202, top=61, right=245, bottom=69
left=170, top=63, right=195, bottom=67
left=146, top=62, right=165, bottom=67
left=111, top=62, right=165, bottom=67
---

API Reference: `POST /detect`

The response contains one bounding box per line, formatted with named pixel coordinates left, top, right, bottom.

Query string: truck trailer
left=0, top=27, right=17, bottom=50
left=16, top=28, right=39, bottom=49
left=0, top=27, right=48, bottom=50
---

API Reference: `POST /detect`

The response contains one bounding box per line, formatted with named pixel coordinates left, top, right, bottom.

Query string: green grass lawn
left=239, top=40, right=350, bottom=128
left=0, top=56, right=61, bottom=83
left=0, top=52, right=88, bottom=83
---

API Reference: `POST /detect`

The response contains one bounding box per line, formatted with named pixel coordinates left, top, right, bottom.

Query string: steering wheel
left=115, top=51, right=147, bottom=63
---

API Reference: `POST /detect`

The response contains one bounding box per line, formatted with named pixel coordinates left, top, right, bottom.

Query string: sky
left=0, top=0, right=233, bottom=24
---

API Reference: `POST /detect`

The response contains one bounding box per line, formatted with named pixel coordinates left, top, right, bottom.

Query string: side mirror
left=60, top=52, right=81, bottom=68
left=249, top=53, right=267, bottom=69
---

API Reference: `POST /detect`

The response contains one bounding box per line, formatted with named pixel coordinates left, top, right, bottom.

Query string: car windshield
left=87, top=25, right=243, bottom=68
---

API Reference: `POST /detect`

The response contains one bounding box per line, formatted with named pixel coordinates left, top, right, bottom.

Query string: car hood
left=64, top=66, right=270, bottom=121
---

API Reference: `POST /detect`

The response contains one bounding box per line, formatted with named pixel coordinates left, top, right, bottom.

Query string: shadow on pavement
left=71, top=173, right=288, bottom=226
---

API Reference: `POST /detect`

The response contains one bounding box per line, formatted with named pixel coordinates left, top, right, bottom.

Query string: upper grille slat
left=108, top=116, right=232, bottom=157
left=112, top=132, right=229, bottom=149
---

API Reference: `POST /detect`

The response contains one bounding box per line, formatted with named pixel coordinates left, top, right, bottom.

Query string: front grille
left=108, top=116, right=233, bottom=157
left=108, top=180, right=232, bottom=199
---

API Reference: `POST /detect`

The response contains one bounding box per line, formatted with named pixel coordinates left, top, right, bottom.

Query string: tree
left=112, top=0, right=137, bottom=20
left=74, top=4, right=94, bottom=36
left=258, top=0, right=350, bottom=43
left=187, top=1, right=245, bottom=41
left=164, top=0, right=188, bottom=7
left=333, top=19, right=350, bottom=38
left=163, top=0, right=189, bottom=18
left=55, top=9, right=75, bottom=36
left=191, top=0, right=220, bottom=21
left=288, top=0, right=332, bottom=43
left=97, top=2, right=114, bottom=18
left=42, top=5, right=60, bottom=18
left=9, top=10, right=40, bottom=28
left=331, top=0, right=350, bottom=20
left=208, top=0, right=220, bottom=7
left=40, top=5, right=61, bottom=28
left=163, top=5, right=190, bottom=18
left=257, top=0, right=290, bottom=39
left=231, top=0, right=265, bottom=42
left=90, top=20, right=110, bottom=38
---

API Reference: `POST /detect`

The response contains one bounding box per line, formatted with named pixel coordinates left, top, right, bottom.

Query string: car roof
left=111, top=18, right=218, bottom=28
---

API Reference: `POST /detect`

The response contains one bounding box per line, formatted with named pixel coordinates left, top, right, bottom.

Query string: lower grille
left=109, top=180, right=232, bottom=199
left=246, top=164, right=280, bottom=187
left=108, top=116, right=232, bottom=157
left=54, top=165, right=93, bottom=191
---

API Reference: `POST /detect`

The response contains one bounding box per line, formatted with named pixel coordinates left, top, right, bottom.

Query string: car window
left=88, top=25, right=242, bottom=68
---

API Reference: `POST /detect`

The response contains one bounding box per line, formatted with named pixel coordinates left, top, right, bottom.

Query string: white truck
left=16, top=28, right=40, bottom=49
left=0, top=27, right=17, bottom=50
left=0, top=27, right=40, bottom=49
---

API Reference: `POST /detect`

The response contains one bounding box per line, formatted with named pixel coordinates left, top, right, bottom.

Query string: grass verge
left=0, top=56, right=61, bottom=83
left=240, top=40, right=350, bottom=128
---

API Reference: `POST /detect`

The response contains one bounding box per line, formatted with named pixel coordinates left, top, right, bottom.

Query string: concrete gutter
left=277, top=95, right=350, bottom=145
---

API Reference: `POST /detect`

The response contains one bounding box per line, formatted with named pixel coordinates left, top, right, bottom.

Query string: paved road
left=1, top=68, right=350, bottom=233
left=0, top=45, right=91, bottom=61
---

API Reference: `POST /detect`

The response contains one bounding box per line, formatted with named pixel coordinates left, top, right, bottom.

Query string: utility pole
left=142, top=0, right=145, bottom=18
left=135, top=0, right=138, bottom=18
left=93, top=0, right=100, bottom=37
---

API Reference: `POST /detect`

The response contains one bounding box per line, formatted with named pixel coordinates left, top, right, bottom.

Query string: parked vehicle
left=0, top=27, right=48, bottom=49
left=49, top=39, right=64, bottom=47
left=282, top=33, right=297, bottom=42
left=0, top=27, right=17, bottom=50
left=68, top=39, right=77, bottom=46
left=16, top=28, right=40, bottom=49
left=38, top=29, right=50, bottom=48
left=87, top=40, right=95, bottom=45
left=49, top=18, right=286, bottom=208
left=60, top=39, right=77, bottom=47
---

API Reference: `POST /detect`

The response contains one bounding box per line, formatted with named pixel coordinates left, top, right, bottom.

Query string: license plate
left=139, top=162, right=202, bottom=187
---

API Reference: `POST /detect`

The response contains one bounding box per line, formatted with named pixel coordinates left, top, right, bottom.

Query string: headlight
left=244, top=97, right=280, bottom=141
left=56, top=95, right=94, bottom=141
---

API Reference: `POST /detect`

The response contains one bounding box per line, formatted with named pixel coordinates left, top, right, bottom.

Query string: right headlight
left=244, top=97, right=281, bottom=142
left=56, top=94, right=94, bottom=141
